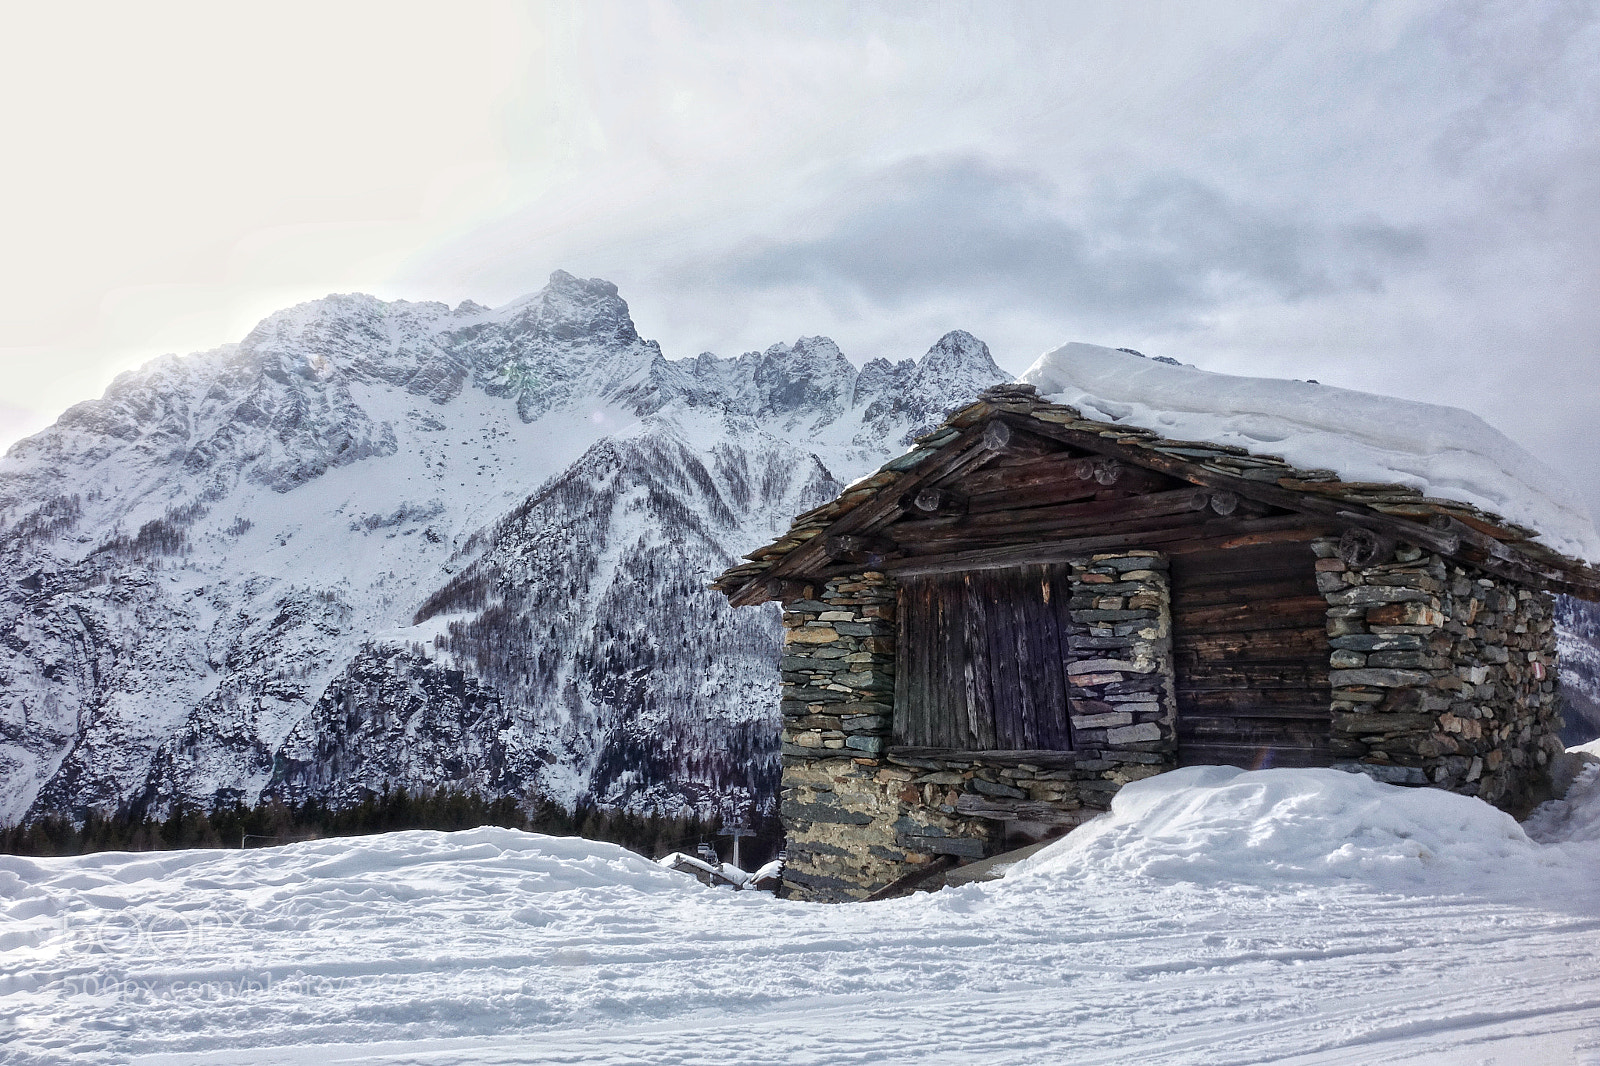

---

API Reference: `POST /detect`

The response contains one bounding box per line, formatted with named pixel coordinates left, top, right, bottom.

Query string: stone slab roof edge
left=713, top=383, right=1600, bottom=602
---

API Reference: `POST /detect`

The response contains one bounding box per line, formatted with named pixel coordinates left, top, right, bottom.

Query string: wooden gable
left=864, top=418, right=1336, bottom=767
left=851, top=417, right=1329, bottom=579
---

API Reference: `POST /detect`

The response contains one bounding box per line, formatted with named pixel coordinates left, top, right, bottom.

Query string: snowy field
left=4, top=760, right=1600, bottom=1066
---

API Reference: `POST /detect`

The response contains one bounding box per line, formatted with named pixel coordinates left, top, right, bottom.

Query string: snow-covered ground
left=4, top=763, right=1600, bottom=1066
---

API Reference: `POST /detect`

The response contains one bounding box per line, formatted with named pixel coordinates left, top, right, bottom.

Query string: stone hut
left=712, top=378, right=1600, bottom=902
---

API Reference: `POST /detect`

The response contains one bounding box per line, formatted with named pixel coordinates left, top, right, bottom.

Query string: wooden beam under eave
left=887, top=507, right=1231, bottom=560
left=1002, top=412, right=1600, bottom=596
left=726, top=422, right=1001, bottom=605
left=879, top=515, right=1330, bottom=578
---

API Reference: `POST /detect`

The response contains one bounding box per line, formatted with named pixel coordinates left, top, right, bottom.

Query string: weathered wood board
left=894, top=565, right=1076, bottom=751
left=1169, top=541, right=1332, bottom=769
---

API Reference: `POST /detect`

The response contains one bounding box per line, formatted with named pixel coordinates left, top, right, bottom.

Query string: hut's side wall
left=778, top=556, right=1178, bottom=903
left=1317, top=538, right=1564, bottom=811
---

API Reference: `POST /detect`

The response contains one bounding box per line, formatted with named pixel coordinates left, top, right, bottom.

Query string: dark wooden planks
left=1173, top=577, right=1327, bottom=609
left=1177, top=739, right=1330, bottom=769
left=1179, top=690, right=1333, bottom=714
left=1169, top=539, right=1332, bottom=771
left=1175, top=627, right=1328, bottom=661
left=1171, top=595, right=1330, bottom=633
left=893, top=487, right=1213, bottom=541
left=894, top=565, right=1075, bottom=751
left=1039, top=567, right=1077, bottom=750
left=982, top=571, right=1027, bottom=749
left=894, top=579, right=934, bottom=747
left=961, top=465, right=1184, bottom=515
left=986, top=566, right=1074, bottom=750
left=883, top=515, right=1332, bottom=578
left=1170, top=541, right=1316, bottom=580
left=959, top=573, right=998, bottom=749
left=936, top=586, right=965, bottom=746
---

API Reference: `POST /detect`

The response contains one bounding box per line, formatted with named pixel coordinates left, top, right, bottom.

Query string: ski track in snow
left=4, top=768, right=1600, bottom=1065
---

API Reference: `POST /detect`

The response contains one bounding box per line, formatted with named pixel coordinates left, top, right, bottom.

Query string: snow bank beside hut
left=1012, top=765, right=1575, bottom=889
left=1020, top=342, right=1600, bottom=563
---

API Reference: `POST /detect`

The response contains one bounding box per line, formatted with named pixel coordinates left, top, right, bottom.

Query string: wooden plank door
left=1169, top=541, right=1332, bottom=768
left=894, top=565, right=1075, bottom=750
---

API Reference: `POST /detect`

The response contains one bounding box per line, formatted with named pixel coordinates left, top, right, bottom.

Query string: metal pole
left=724, top=824, right=755, bottom=871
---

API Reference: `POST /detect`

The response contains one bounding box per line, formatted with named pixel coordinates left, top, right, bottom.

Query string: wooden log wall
left=1168, top=540, right=1333, bottom=769
left=881, top=426, right=1335, bottom=771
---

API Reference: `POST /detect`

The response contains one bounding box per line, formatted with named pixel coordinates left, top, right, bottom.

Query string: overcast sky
left=2, top=1, right=1596, bottom=519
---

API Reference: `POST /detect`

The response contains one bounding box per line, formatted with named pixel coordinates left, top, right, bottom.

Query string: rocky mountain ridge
left=0, top=271, right=1006, bottom=823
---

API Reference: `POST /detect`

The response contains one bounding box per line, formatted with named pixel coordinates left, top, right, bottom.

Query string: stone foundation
left=778, top=554, right=1178, bottom=902
left=1316, top=538, right=1563, bottom=812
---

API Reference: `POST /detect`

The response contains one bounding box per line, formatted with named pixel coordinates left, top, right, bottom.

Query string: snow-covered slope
left=1022, top=342, right=1600, bottom=563
left=1556, top=596, right=1600, bottom=745
left=0, top=273, right=1004, bottom=823
left=3, top=767, right=1598, bottom=1064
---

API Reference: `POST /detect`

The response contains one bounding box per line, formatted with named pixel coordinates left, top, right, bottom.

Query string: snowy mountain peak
left=751, top=336, right=857, bottom=420
left=0, top=272, right=1013, bottom=825
left=909, top=329, right=1006, bottom=394
left=919, top=329, right=998, bottom=373
left=760, top=334, right=847, bottom=363
left=844, top=330, right=1008, bottom=447
left=492, top=270, right=640, bottom=347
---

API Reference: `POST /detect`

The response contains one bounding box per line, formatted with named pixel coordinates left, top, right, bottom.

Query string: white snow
left=1525, top=742, right=1600, bottom=846
left=5, top=765, right=1600, bottom=1065
left=1020, top=342, right=1600, bottom=563
left=1014, top=764, right=1581, bottom=891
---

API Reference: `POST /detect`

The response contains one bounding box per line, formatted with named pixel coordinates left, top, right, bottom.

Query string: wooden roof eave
left=718, top=399, right=1600, bottom=604
left=990, top=411, right=1600, bottom=599
left=723, top=420, right=999, bottom=606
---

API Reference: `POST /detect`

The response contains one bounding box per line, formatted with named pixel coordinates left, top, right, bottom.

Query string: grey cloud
left=1427, top=0, right=1600, bottom=181
left=722, top=157, right=1424, bottom=324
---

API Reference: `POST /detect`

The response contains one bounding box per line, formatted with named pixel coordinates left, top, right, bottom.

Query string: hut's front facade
left=714, top=382, right=1600, bottom=902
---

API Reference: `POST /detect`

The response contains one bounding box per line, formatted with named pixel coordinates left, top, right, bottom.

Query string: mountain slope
left=1556, top=596, right=1600, bottom=745
left=0, top=273, right=1005, bottom=823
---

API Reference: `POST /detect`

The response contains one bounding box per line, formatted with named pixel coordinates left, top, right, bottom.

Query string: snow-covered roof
left=1022, top=343, right=1600, bottom=565
left=715, top=344, right=1600, bottom=602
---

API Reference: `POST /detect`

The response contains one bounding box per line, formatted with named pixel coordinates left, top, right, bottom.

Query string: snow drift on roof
left=1020, top=342, right=1600, bottom=564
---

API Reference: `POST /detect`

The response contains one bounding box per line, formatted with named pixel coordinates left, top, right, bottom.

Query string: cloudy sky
left=2, top=1, right=1596, bottom=517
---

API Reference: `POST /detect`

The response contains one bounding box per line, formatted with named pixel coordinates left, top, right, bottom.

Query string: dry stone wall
left=777, top=555, right=1178, bottom=902
left=777, top=572, right=898, bottom=760
left=1064, top=551, right=1179, bottom=753
left=776, top=541, right=1565, bottom=900
left=1317, top=538, right=1563, bottom=811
